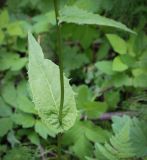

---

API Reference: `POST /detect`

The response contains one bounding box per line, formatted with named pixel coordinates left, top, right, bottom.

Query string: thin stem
left=53, top=0, right=64, bottom=160
left=53, top=0, right=64, bottom=127
left=57, top=133, right=62, bottom=160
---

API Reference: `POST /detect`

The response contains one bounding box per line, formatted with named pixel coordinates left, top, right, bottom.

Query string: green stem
left=53, top=0, right=64, bottom=126
left=57, top=133, right=62, bottom=160
left=53, top=0, right=64, bottom=159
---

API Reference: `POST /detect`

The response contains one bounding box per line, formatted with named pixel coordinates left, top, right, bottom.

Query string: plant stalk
left=53, top=0, right=64, bottom=159
left=53, top=0, right=64, bottom=126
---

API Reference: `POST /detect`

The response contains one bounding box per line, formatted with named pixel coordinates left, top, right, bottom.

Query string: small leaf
left=0, top=97, right=12, bottom=117
left=0, top=52, right=27, bottom=71
left=73, top=0, right=101, bottom=12
left=28, top=132, right=40, bottom=145
left=106, top=34, right=127, bottom=54
left=2, top=81, right=17, bottom=107
left=3, top=146, right=33, bottom=160
left=17, top=95, right=37, bottom=114
left=0, top=30, right=4, bottom=44
left=63, top=46, right=89, bottom=73
left=133, top=74, right=147, bottom=88
left=112, top=56, right=128, bottom=72
left=84, top=101, right=108, bottom=118
left=7, top=131, right=20, bottom=147
left=35, top=120, right=56, bottom=139
left=0, top=9, right=9, bottom=28
left=7, top=21, right=24, bottom=37
left=95, top=61, right=113, bottom=75
left=0, top=118, right=13, bottom=137
left=28, top=33, right=77, bottom=134
left=104, top=91, right=120, bottom=109
left=59, top=6, right=135, bottom=33
left=112, top=73, right=132, bottom=87
left=11, top=113, right=35, bottom=128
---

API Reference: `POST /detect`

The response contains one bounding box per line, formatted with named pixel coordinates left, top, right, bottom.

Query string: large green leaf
left=59, top=6, right=134, bottom=33
left=28, top=33, right=77, bottom=134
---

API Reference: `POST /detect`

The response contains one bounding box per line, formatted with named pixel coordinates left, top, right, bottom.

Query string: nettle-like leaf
left=59, top=6, right=135, bottom=33
left=94, top=116, right=147, bottom=160
left=28, top=33, right=77, bottom=134
left=63, top=121, right=110, bottom=159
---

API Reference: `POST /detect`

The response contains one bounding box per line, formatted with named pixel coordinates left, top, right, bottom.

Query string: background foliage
left=0, top=0, right=147, bottom=160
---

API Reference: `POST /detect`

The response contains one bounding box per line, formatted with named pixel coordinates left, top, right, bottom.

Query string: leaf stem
left=53, top=0, right=64, bottom=159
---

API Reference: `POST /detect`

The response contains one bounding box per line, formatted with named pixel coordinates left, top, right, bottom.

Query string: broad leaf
left=59, top=6, right=134, bottom=33
left=28, top=33, right=77, bottom=134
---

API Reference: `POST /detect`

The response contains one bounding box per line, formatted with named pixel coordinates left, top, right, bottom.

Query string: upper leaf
left=59, top=6, right=135, bottom=34
left=28, top=33, right=77, bottom=134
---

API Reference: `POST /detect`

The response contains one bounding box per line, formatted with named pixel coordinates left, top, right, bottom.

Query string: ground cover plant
left=0, top=0, right=147, bottom=160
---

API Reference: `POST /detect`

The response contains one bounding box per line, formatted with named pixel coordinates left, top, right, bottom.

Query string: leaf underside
left=28, top=33, right=77, bottom=134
